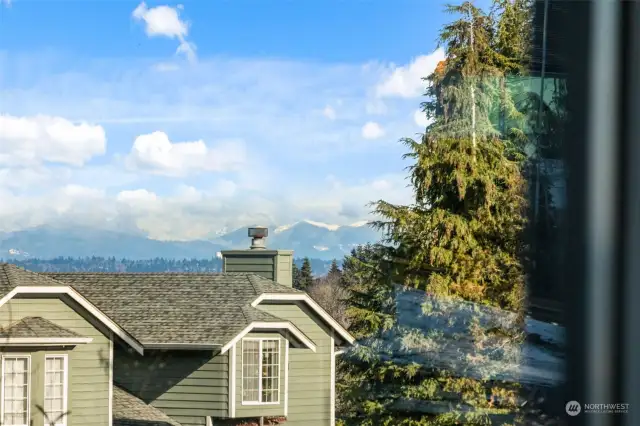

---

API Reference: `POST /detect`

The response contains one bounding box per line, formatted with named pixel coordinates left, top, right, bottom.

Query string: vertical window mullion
left=258, top=340, right=263, bottom=403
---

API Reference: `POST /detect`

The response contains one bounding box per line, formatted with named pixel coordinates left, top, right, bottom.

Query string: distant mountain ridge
left=0, top=220, right=382, bottom=261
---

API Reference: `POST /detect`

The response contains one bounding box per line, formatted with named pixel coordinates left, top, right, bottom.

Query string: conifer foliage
left=339, top=2, right=537, bottom=425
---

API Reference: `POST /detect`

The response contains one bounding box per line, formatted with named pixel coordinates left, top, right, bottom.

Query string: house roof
left=0, top=263, right=314, bottom=349
left=0, top=316, right=83, bottom=339
left=113, top=385, right=182, bottom=426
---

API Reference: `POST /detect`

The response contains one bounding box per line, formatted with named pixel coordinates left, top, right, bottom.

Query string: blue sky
left=0, top=0, right=486, bottom=240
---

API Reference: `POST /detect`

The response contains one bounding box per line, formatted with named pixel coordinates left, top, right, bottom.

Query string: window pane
left=242, top=341, right=260, bottom=402
left=260, top=340, right=279, bottom=402
left=242, top=339, right=280, bottom=403
left=44, top=356, right=66, bottom=426
left=3, top=358, right=28, bottom=426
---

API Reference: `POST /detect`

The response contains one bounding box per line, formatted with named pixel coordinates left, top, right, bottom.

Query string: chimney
left=220, top=227, right=294, bottom=287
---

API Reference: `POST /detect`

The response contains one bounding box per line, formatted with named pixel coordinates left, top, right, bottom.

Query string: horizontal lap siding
left=224, top=255, right=275, bottom=280
left=0, top=298, right=111, bottom=426
left=257, top=304, right=331, bottom=426
left=234, top=333, right=285, bottom=419
left=114, top=348, right=229, bottom=426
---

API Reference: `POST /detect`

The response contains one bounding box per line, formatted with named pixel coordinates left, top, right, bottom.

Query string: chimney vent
left=248, top=226, right=268, bottom=250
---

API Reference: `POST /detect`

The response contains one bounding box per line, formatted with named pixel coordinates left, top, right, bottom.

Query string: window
left=44, top=355, right=67, bottom=426
left=1, top=356, right=30, bottom=426
left=241, top=339, right=280, bottom=404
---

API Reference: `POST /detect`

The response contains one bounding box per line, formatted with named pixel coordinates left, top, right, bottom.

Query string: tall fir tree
left=328, top=259, right=341, bottom=278
left=340, top=2, right=534, bottom=425
left=292, top=262, right=301, bottom=289
left=299, top=257, right=314, bottom=291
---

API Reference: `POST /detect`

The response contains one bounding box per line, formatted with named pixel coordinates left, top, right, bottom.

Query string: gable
left=251, top=294, right=355, bottom=346
left=0, top=287, right=143, bottom=354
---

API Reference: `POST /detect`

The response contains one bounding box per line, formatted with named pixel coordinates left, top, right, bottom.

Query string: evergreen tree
left=328, top=259, right=341, bottom=278
left=340, top=2, right=534, bottom=425
left=298, top=257, right=314, bottom=291
left=292, top=262, right=301, bottom=289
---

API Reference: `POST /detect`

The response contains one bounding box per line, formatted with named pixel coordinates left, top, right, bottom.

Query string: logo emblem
left=566, top=401, right=581, bottom=416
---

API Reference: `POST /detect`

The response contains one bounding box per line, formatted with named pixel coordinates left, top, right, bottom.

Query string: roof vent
left=248, top=226, right=268, bottom=250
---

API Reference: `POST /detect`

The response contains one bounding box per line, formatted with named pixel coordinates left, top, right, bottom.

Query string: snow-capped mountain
left=212, top=220, right=382, bottom=259
left=0, top=220, right=382, bottom=261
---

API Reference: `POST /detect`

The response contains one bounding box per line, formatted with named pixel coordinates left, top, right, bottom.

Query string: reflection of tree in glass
left=336, top=1, right=564, bottom=425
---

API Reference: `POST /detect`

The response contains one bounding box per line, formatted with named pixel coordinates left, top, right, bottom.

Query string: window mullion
left=258, top=340, right=263, bottom=403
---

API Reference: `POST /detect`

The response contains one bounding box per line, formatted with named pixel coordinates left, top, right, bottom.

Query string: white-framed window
left=44, top=355, right=68, bottom=426
left=241, top=338, right=280, bottom=404
left=1, top=355, right=30, bottom=426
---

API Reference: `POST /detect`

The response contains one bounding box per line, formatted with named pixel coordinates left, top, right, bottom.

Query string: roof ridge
left=246, top=274, right=262, bottom=295
left=240, top=305, right=251, bottom=323
left=5, top=263, right=71, bottom=287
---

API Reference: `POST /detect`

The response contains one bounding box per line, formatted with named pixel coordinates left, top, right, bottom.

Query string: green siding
left=256, top=304, right=333, bottom=426
left=274, top=253, right=293, bottom=288
left=114, top=348, right=229, bottom=426
left=222, top=250, right=294, bottom=287
left=234, top=333, right=285, bottom=419
left=224, top=254, right=275, bottom=280
left=0, top=297, right=111, bottom=426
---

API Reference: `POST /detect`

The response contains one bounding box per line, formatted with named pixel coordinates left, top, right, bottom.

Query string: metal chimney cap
left=248, top=226, right=268, bottom=238
left=249, top=226, right=268, bottom=250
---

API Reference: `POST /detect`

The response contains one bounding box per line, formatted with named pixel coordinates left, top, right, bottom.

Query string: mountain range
left=0, top=220, right=382, bottom=261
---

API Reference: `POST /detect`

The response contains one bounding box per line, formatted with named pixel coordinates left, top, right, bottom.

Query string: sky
left=0, top=0, right=489, bottom=241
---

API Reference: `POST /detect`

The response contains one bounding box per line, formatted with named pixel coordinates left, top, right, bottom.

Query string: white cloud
left=361, top=121, right=385, bottom=140
left=414, top=109, right=432, bottom=128
left=322, top=106, right=336, bottom=120
left=117, top=189, right=158, bottom=205
left=125, top=131, right=246, bottom=176
left=376, top=48, right=446, bottom=98
left=0, top=114, right=106, bottom=166
left=212, top=179, right=237, bottom=197
left=0, top=52, right=425, bottom=238
left=132, top=2, right=196, bottom=63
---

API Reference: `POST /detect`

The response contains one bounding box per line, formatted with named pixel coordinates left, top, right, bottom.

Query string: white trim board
left=229, top=342, right=237, bottom=418
left=220, top=321, right=316, bottom=354
left=142, top=343, right=221, bottom=350
left=0, top=337, right=93, bottom=346
left=251, top=293, right=356, bottom=345
left=108, top=334, right=114, bottom=426
left=0, top=286, right=144, bottom=354
left=284, top=339, right=289, bottom=417
left=330, top=337, right=336, bottom=426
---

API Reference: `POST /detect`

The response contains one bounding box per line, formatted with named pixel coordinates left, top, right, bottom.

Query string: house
left=0, top=228, right=354, bottom=426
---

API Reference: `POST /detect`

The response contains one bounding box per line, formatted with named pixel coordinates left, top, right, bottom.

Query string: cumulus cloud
left=414, top=109, right=432, bottom=128
left=322, top=106, right=336, bottom=120
left=125, top=131, right=246, bottom=176
left=361, top=121, right=385, bottom=140
left=0, top=114, right=106, bottom=166
left=0, top=49, right=425, bottom=238
left=132, top=2, right=197, bottom=63
left=376, top=48, right=446, bottom=98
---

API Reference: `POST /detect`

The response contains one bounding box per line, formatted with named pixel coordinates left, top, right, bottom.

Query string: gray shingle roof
left=0, top=316, right=84, bottom=339
left=0, top=263, right=305, bottom=347
left=113, top=385, right=182, bottom=426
